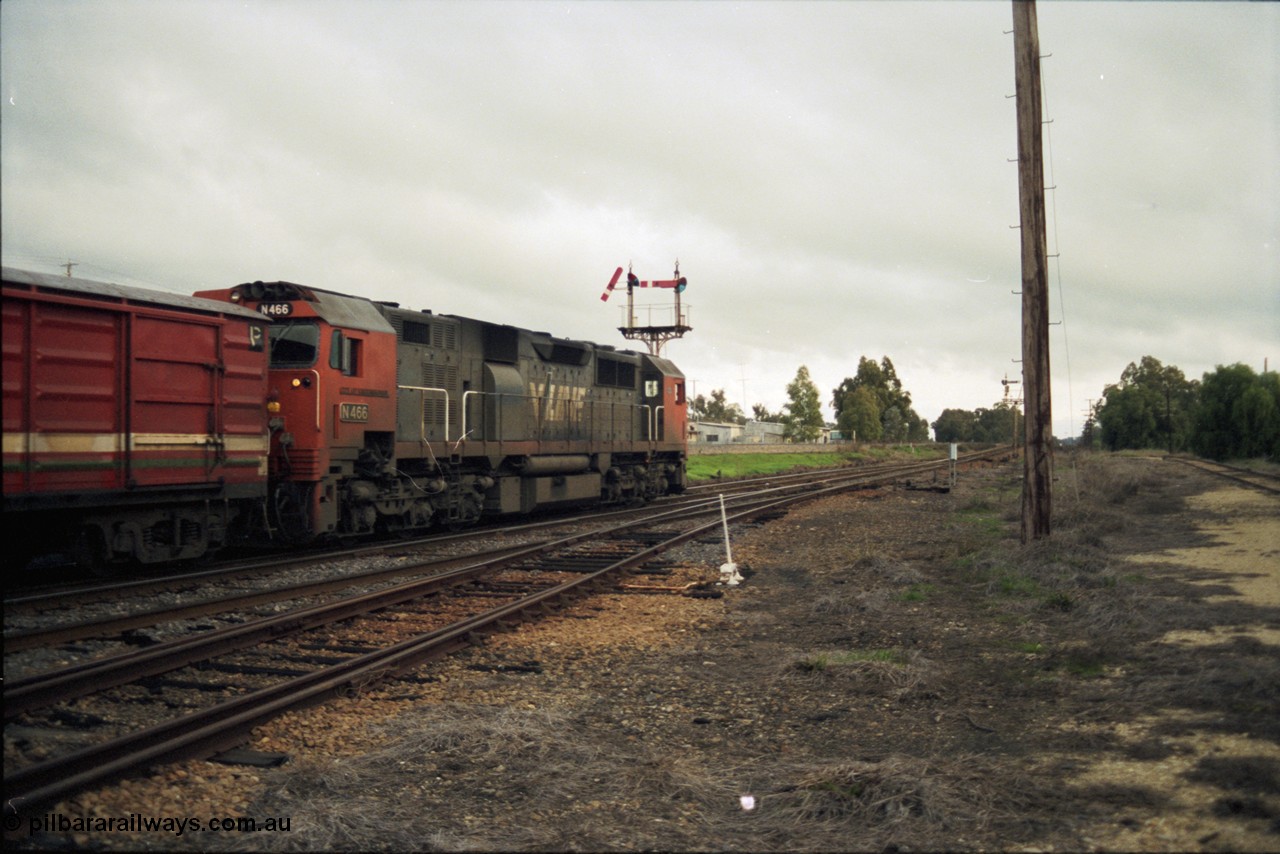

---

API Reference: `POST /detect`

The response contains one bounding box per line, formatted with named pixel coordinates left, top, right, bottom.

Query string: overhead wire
left=1039, top=55, right=1076, bottom=441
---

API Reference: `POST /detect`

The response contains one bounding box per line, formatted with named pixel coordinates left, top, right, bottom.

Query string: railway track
left=3, top=451, right=972, bottom=630
left=1166, top=455, right=1280, bottom=495
left=3, top=448, right=1006, bottom=818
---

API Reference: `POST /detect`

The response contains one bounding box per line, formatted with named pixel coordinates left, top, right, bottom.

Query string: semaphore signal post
left=600, top=261, right=692, bottom=357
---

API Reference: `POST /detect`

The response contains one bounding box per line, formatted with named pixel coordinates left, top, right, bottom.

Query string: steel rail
left=2, top=541, right=548, bottom=653
left=0, top=482, right=803, bottom=815
left=2, top=459, right=938, bottom=652
left=3, top=448, right=1008, bottom=816
left=8, top=449, right=1001, bottom=717
left=2, top=475, right=830, bottom=717
left=1166, top=455, right=1280, bottom=496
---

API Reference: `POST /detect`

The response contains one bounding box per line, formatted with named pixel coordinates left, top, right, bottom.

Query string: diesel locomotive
left=195, top=278, right=689, bottom=542
left=3, top=267, right=688, bottom=571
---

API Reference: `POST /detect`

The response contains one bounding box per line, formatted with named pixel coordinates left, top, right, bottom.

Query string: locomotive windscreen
left=268, top=320, right=319, bottom=367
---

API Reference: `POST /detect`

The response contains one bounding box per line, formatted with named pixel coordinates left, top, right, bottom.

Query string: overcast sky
left=3, top=0, right=1276, bottom=438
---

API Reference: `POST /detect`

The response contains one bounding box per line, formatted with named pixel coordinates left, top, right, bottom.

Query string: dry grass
left=199, top=454, right=1276, bottom=852
left=228, top=703, right=738, bottom=852
left=708, top=754, right=1038, bottom=852
left=808, top=556, right=925, bottom=620
left=779, top=648, right=939, bottom=701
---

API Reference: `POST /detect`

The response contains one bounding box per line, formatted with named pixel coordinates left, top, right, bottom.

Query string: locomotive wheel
left=272, top=482, right=314, bottom=543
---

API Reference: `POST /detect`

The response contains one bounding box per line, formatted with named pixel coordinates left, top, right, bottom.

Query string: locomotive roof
left=3, top=266, right=266, bottom=322
left=229, top=280, right=396, bottom=334
left=641, top=352, right=685, bottom=378
left=289, top=286, right=396, bottom=333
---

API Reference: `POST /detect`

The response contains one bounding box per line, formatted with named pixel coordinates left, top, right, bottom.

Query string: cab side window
left=329, top=330, right=361, bottom=376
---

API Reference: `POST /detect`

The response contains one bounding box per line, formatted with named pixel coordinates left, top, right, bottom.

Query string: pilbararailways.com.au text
left=17, top=812, right=291, bottom=837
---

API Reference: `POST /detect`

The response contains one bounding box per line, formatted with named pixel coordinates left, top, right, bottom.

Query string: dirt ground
left=18, top=453, right=1280, bottom=851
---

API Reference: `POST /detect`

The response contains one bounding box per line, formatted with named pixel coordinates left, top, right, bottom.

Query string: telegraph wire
left=1040, top=53, right=1076, bottom=441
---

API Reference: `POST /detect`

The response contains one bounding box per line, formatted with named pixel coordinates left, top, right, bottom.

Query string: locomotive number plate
left=339, top=402, right=370, bottom=423
left=258, top=302, right=293, bottom=317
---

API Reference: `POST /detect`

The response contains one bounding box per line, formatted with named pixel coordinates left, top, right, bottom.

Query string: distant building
left=691, top=420, right=843, bottom=445
left=742, top=420, right=786, bottom=444
left=690, top=420, right=742, bottom=444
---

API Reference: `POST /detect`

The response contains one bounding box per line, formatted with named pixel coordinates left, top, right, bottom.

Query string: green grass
left=1062, top=657, right=1106, bottom=678
left=994, top=572, right=1041, bottom=597
left=899, top=583, right=936, bottom=602
left=686, top=452, right=862, bottom=481
left=686, top=446, right=947, bottom=482
left=952, top=491, right=1014, bottom=544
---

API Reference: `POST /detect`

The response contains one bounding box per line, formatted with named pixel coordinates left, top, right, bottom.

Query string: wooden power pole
left=1012, top=0, right=1052, bottom=542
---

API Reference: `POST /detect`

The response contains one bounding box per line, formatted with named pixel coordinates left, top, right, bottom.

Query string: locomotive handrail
left=399, top=385, right=450, bottom=443
left=460, top=391, right=651, bottom=447
left=307, top=370, right=321, bottom=431
left=461, top=389, right=482, bottom=444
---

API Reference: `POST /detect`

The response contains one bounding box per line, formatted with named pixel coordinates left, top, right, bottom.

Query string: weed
left=994, top=572, right=1041, bottom=597
left=899, top=583, right=935, bottom=602
left=1063, top=657, right=1106, bottom=678
left=795, top=648, right=906, bottom=671
left=1041, top=592, right=1075, bottom=612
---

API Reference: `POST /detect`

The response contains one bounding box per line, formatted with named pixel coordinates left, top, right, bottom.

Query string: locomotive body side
left=3, top=267, right=270, bottom=568
left=383, top=307, right=688, bottom=518
left=198, top=281, right=687, bottom=542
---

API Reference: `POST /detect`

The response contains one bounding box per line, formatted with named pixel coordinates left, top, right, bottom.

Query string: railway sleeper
left=192, top=660, right=312, bottom=678
left=138, top=676, right=240, bottom=694
left=43, top=708, right=110, bottom=729
left=296, top=642, right=380, bottom=655
left=466, top=661, right=543, bottom=674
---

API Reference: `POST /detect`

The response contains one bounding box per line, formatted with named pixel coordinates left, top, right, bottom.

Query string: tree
left=690, top=388, right=745, bottom=425
left=832, top=356, right=927, bottom=443
left=932, top=408, right=978, bottom=442
left=1191, top=363, right=1280, bottom=460
left=932, top=403, right=1018, bottom=444
left=751, top=403, right=785, bottom=422
left=976, top=402, right=1018, bottom=445
left=783, top=365, right=825, bottom=442
left=1095, top=356, right=1198, bottom=451
left=840, top=386, right=882, bottom=442
left=882, top=406, right=906, bottom=443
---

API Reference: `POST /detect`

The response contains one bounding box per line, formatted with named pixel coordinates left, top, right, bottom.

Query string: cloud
left=2, top=0, right=1275, bottom=438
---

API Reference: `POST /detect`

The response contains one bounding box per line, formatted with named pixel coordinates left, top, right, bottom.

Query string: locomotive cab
left=195, top=281, right=400, bottom=541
